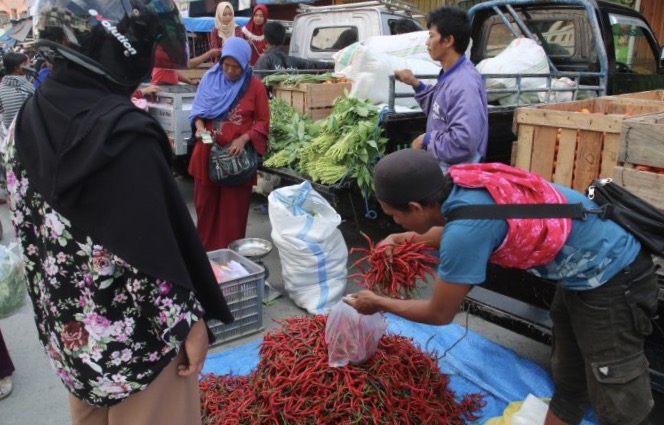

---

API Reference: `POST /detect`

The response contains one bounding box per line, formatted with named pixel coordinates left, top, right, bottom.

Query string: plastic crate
left=206, top=249, right=265, bottom=346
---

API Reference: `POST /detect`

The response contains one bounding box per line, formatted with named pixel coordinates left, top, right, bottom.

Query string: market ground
left=1, top=176, right=662, bottom=424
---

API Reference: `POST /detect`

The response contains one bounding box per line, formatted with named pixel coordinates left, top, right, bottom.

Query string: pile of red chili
left=200, top=315, right=485, bottom=424
left=349, top=233, right=439, bottom=299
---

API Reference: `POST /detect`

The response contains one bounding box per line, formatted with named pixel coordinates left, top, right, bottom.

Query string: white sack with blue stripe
left=268, top=182, right=348, bottom=314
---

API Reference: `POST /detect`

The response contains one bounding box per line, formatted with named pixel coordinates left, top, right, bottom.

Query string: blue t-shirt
left=438, top=184, right=640, bottom=290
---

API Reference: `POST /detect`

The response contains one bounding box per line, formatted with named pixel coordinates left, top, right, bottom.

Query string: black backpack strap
left=446, top=203, right=588, bottom=222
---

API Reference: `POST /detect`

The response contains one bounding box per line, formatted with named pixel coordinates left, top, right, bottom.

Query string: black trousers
left=549, top=251, right=658, bottom=425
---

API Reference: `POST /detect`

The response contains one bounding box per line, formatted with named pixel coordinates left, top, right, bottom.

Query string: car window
left=485, top=19, right=576, bottom=58
left=609, top=13, right=658, bottom=75
left=311, top=26, right=358, bottom=51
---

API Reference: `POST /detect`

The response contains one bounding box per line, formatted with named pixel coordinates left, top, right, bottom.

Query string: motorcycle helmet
left=33, top=0, right=189, bottom=87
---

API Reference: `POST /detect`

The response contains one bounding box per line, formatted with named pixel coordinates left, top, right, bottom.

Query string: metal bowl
left=228, top=238, right=273, bottom=260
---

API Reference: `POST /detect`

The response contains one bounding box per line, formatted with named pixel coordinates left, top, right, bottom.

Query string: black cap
left=374, top=149, right=445, bottom=205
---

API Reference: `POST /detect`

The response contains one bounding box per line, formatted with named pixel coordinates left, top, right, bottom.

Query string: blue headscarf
left=189, top=38, right=253, bottom=125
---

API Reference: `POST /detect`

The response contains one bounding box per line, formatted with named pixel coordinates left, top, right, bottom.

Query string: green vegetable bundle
left=298, top=95, right=388, bottom=197
left=262, top=72, right=340, bottom=87
left=264, top=93, right=387, bottom=197
left=264, top=98, right=317, bottom=169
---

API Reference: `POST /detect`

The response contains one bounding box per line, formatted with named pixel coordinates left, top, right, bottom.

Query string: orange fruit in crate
left=635, top=165, right=656, bottom=172
left=579, top=108, right=592, bottom=113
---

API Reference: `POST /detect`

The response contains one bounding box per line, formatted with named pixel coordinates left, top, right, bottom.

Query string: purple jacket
left=414, top=56, right=488, bottom=167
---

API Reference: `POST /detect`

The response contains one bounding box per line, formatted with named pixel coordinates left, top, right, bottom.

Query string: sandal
left=0, top=376, right=13, bottom=400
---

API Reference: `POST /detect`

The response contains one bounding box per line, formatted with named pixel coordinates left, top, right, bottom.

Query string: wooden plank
left=572, top=130, right=603, bottom=191
left=620, top=112, right=664, bottom=167
left=273, top=82, right=350, bottom=119
left=308, top=107, right=334, bottom=121
left=291, top=91, right=306, bottom=114
left=529, top=126, right=558, bottom=181
left=611, top=90, right=664, bottom=102
left=597, top=97, right=664, bottom=116
left=515, top=108, right=624, bottom=133
left=600, top=133, right=620, bottom=179
left=514, top=124, right=535, bottom=170
left=535, top=99, right=598, bottom=113
left=552, top=128, right=577, bottom=187
left=613, top=166, right=664, bottom=210
left=510, top=141, right=518, bottom=166
left=303, top=82, right=351, bottom=109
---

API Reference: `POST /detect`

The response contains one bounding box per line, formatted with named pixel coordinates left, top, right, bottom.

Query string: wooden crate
left=610, top=90, right=664, bottom=103
left=513, top=97, right=664, bottom=191
left=613, top=111, right=664, bottom=210
left=273, top=82, right=351, bottom=120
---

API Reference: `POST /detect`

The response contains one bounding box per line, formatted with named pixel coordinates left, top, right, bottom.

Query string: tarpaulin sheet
left=182, top=16, right=249, bottom=33
left=256, top=0, right=316, bottom=4
left=203, top=313, right=599, bottom=424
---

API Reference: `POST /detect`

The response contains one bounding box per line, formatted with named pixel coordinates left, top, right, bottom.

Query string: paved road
left=1, top=177, right=660, bottom=424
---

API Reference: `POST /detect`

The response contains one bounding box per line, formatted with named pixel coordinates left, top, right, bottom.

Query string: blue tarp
left=203, top=313, right=599, bottom=424
left=182, top=16, right=249, bottom=33
left=256, top=0, right=316, bottom=3
left=0, top=32, right=17, bottom=47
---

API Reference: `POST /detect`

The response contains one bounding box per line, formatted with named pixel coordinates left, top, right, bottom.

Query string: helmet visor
left=34, top=0, right=189, bottom=85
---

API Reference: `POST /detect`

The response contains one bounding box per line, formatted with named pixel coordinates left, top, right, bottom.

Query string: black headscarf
left=14, top=61, right=233, bottom=325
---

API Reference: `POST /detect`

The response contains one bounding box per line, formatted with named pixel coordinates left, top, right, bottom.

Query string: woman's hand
left=178, top=319, right=209, bottom=377
left=194, top=119, right=207, bottom=140
left=228, top=136, right=249, bottom=157
left=343, top=291, right=384, bottom=315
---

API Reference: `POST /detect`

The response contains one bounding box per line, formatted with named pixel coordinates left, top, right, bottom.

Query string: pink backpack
left=447, top=163, right=571, bottom=269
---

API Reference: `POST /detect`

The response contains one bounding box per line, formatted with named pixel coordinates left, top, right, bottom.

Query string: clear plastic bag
left=0, top=243, right=25, bottom=319
left=325, top=301, right=387, bottom=367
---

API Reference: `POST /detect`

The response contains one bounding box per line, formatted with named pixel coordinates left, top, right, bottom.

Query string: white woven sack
left=268, top=182, right=347, bottom=314
left=347, top=48, right=440, bottom=108
left=476, top=37, right=549, bottom=105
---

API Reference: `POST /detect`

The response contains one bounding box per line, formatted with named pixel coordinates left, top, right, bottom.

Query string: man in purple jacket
left=396, top=6, right=488, bottom=171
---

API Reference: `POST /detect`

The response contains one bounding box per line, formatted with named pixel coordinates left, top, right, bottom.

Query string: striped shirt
left=0, top=75, right=34, bottom=128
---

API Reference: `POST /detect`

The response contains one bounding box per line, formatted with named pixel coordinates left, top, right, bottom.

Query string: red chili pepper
left=348, top=234, right=439, bottom=299
left=199, top=315, right=484, bottom=424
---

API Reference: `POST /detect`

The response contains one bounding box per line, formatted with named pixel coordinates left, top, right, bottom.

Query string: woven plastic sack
left=476, top=38, right=549, bottom=105
left=268, top=182, right=347, bottom=314
left=0, top=243, right=25, bottom=319
left=325, top=301, right=387, bottom=367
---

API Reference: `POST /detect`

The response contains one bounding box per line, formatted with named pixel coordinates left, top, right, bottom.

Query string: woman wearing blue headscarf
left=188, top=38, right=270, bottom=251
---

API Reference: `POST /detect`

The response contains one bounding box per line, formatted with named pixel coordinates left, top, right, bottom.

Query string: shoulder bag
left=209, top=142, right=258, bottom=186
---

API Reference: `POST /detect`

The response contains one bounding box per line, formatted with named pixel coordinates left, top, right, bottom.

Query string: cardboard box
left=273, top=82, right=351, bottom=120
left=513, top=97, right=664, bottom=191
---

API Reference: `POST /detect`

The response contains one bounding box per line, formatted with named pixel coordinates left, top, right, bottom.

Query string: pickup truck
left=261, top=0, right=664, bottom=392
left=288, top=0, right=423, bottom=62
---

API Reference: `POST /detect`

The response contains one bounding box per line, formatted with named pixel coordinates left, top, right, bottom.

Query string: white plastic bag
left=268, top=182, right=347, bottom=314
left=511, top=394, right=549, bottom=425
left=0, top=243, right=25, bottom=319
left=325, top=301, right=387, bottom=367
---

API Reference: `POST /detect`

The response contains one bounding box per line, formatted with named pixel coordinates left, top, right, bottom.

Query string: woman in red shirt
left=188, top=38, right=269, bottom=251
left=209, top=2, right=242, bottom=54
left=241, top=4, right=268, bottom=66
